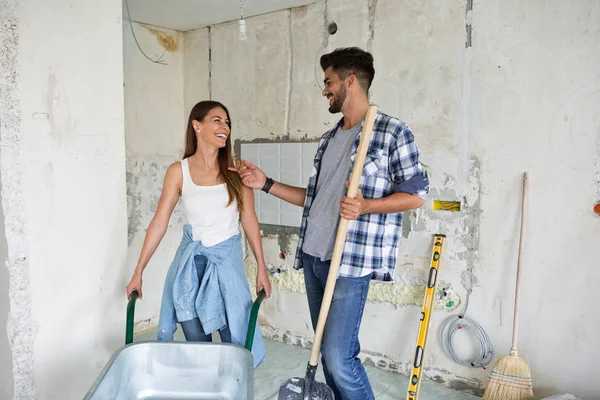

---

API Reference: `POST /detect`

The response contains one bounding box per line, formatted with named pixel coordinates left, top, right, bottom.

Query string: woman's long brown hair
left=184, top=101, right=244, bottom=210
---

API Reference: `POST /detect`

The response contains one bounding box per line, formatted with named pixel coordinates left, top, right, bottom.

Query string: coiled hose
left=440, top=288, right=494, bottom=368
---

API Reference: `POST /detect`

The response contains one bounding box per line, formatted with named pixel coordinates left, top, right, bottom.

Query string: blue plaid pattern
left=293, top=110, right=429, bottom=281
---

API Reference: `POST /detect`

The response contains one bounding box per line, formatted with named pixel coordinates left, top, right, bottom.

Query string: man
left=232, top=47, right=429, bottom=399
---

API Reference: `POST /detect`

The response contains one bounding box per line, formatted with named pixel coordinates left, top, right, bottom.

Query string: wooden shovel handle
left=308, top=105, right=378, bottom=366
left=511, top=172, right=528, bottom=352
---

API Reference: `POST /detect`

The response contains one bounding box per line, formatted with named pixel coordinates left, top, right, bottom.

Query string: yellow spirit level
left=407, top=234, right=446, bottom=400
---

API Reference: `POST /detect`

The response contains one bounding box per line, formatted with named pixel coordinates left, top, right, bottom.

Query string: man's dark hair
left=320, top=47, right=375, bottom=92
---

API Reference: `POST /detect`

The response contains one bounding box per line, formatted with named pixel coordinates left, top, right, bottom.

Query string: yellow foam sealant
left=244, top=259, right=460, bottom=309
left=244, top=259, right=307, bottom=296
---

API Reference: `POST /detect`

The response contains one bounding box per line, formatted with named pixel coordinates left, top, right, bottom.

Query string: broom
left=482, top=172, right=533, bottom=400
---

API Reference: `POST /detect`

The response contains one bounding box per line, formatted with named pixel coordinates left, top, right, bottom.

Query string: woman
left=126, top=100, right=271, bottom=367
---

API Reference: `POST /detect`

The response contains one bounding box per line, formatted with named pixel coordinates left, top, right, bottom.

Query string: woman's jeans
left=180, top=254, right=232, bottom=343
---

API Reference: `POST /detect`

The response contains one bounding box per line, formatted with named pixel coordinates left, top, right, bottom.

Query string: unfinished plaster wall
left=183, top=28, right=210, bottom=118
left=124, top=22, right=185, bottom=157
left=204, top=0, right=480, bottom=389
left=124, top=21, right=184, bottom=330
left=1, top=0, right=33, bottom=397
left=470, top=1, right=600, bottom=398
left=1, top=0, right=128, bottom=397
left=122, top=0, right=600, bottom=398
left=0, top=6, right=16, bottom=397
left=0, top=168, right=13, bottom=400
left=124, top=22, right=213, bottom=331
left=183, top=1, right=600, bottom=398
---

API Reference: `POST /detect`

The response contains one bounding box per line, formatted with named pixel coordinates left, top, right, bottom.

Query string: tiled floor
left=136, top=329, right=479, bottom=400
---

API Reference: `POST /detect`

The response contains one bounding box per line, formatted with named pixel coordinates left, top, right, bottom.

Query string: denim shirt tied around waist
left=157, top=224, right=265, bottom=368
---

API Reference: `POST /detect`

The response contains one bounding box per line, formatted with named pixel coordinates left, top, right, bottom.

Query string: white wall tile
left=241, top=143, right=259, bottom=167
left=281, top=143, right=301, bottom=158
left=281, top=169, right=302, bottom=187
left=281, top=212, right=302, bottom=228
left=242, top=143, right=260, bottom=158
left=260, top=211, right=280, bottom=226
left=281, top=200, right=299, bottom=214
left=259, top=142, right=280, bottom=157
left=260, top=192, right=280, bottom=211
left=260, top=157, right=280, bottom=180
left=281, top=156, right=301, bottom=171
left=241, top=141, right=318, bottom=228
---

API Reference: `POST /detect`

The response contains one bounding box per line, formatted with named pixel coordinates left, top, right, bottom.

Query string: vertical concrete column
left=0, top=0, right=128, bottom=398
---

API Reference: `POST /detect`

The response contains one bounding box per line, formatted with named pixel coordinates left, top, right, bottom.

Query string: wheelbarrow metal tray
left=84, top=340, right=254, bottom=400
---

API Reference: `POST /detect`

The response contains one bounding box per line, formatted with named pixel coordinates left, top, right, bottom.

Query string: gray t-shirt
left=302, top=123, right=362, bottom=261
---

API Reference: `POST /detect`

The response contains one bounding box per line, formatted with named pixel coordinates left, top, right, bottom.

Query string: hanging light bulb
left=238, top=0, right=249, bottom=42
left=239, top=18, right=247, bottom=42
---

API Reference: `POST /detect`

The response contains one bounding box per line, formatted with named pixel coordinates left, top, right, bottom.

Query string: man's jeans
left=302, top=252, right=375, bottom=400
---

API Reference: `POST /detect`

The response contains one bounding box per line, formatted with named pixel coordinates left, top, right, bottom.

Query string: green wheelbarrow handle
left=126, top=290, right=139, bottom=345
left=125, top=289, right=267, bottom=352
left=244, top=289, right=267, bottom=351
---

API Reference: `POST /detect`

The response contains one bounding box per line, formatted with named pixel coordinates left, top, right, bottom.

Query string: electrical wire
left=440, top=284, right=495, bottom=368
left=124, top=0, right=167, bottom=65
left=239, top=0, right=249, bottom=17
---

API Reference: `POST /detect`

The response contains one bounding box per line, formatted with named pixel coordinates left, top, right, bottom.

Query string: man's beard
left=328, top=85, right=347, bottom=114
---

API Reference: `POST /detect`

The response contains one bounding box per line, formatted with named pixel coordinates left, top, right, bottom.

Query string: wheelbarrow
left=84, top=289, right=266, bottom=400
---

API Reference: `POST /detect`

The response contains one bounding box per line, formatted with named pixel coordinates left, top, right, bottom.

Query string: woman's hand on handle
left=126, top=271, right=143, bottom=299
left=256, top=269, right=272, bottom=299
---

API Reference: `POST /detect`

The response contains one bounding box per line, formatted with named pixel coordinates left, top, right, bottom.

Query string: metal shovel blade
left=278, top=377, right=334, bottom=400
left=278, top=363, right=334, bottom=400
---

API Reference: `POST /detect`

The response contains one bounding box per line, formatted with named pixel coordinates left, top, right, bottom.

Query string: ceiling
left=124, top=0, right=317, bottom=31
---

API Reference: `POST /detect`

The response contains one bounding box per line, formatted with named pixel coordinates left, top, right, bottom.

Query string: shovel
left=278, top=105, right=378, bottom=400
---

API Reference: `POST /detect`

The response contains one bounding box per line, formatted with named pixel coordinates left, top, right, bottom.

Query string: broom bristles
left=482, top=353, right=533, bottom=400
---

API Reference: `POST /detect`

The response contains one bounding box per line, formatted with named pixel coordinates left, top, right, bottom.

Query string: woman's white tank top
left=180, top=158, right=240, bottom=247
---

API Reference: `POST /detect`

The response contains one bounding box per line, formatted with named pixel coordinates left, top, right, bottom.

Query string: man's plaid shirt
left=293, top=110, right=429, bottom=281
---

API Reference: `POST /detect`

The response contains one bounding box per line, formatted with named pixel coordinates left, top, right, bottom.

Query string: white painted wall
left=0, top=0, right=128, bottom=398
left=123, top=0, right=600, bottom=398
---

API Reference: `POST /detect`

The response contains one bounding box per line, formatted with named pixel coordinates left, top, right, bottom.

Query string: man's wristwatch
left=262, top=177, right=275, bottom=194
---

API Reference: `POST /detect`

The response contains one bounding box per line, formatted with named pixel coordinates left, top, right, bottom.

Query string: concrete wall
left=1, top=0, right=128, bottom=398
left=183, top=28, right=210, bottom=118
left=471, top=2, right=600, bottom=399
left=208, top=1, right=485, bottom=392
left=124, top=0, right=600, bottom=398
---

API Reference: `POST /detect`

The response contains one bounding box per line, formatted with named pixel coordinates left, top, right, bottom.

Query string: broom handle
left=308, top=105, right=378, bottom=366
left=511, top=172, right=528, bottom=352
